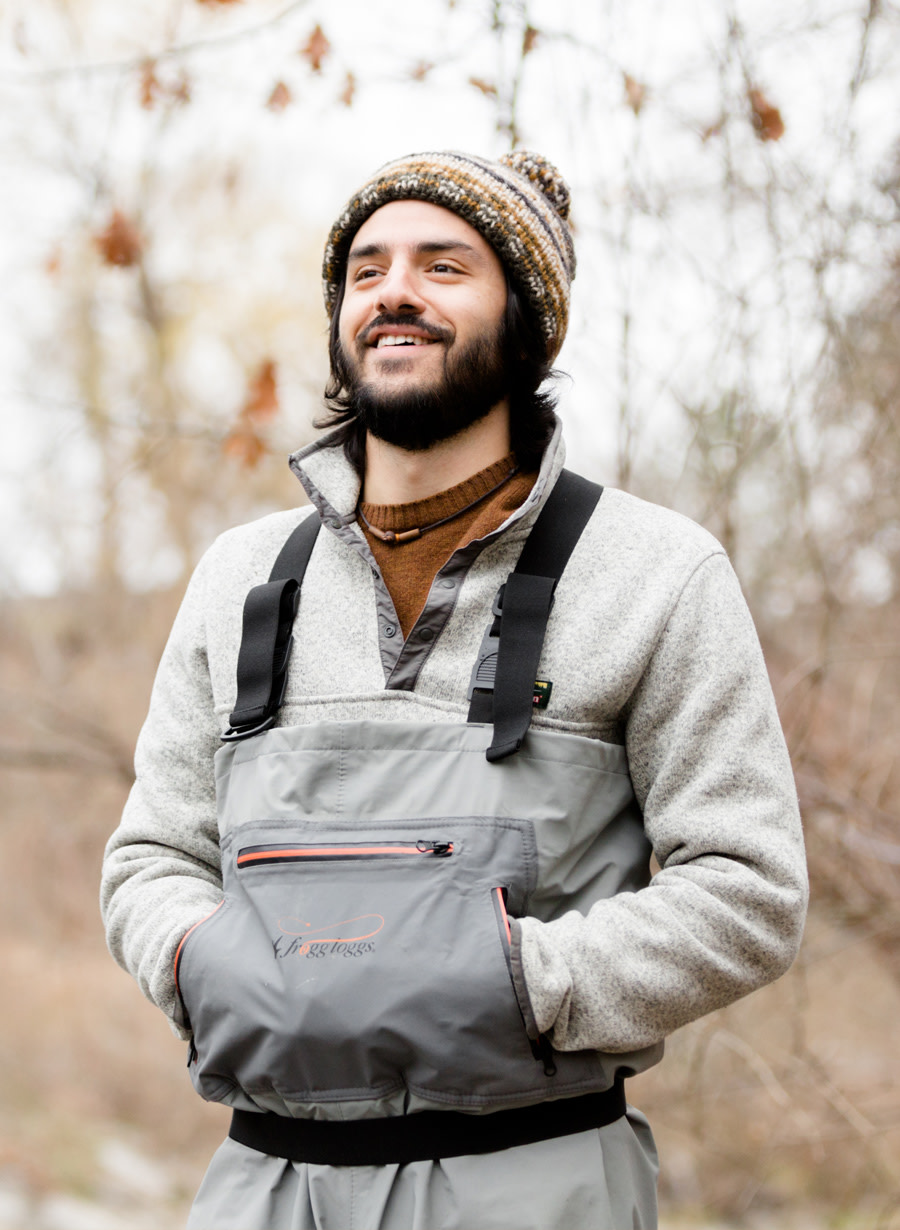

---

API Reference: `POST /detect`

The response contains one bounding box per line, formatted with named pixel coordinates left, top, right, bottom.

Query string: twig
left=0, top=690, right=136, bottom=784
left=709, top=1029, right=791, bottom=1109
left=0, top=745, right=133, bottom=781
left=2, top=0, right=312, bottom=84
left=849, top=0, right=882, bottom=100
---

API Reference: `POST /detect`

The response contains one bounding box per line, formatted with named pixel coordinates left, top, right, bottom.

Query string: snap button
left=419, top=627, right=434, bottom=642
left=329, top=518, right=342, bottom=530
left=439, top=578, right=455, bottom=589
left=383, top=624, right=396, bottom=638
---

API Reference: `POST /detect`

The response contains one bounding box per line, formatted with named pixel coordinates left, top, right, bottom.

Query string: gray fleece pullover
left=101, top=420, right=807, bottom=1055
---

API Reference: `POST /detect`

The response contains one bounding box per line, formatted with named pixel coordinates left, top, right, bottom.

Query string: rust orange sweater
left=358, top=454, right=537, bottom=638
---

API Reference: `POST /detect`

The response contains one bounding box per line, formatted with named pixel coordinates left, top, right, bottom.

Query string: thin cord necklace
left=357, top=465, right=520, bottom=545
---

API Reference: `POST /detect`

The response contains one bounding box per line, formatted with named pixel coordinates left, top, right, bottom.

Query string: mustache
left=358, top=314, right=453, bottom=347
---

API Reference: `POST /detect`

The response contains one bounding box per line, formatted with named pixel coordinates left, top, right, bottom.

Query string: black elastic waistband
left=228, top=1080, right=627, bottom=1167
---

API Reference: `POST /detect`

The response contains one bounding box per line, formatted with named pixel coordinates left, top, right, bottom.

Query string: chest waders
left=175, top=472, right=659, bottom=1165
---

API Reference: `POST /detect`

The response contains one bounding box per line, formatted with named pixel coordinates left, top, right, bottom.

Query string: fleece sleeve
left=100, top=542, right=226, bottom=1039
left=515, top=551, right=808, bottom=1053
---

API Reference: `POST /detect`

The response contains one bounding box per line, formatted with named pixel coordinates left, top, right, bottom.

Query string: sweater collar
left=288, top=416, right=567, bottom=539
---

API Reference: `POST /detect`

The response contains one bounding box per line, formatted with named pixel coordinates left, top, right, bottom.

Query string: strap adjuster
left=223, top=580, right=300, bottom=743
left=467, top=584, right=505, bottom=700
left=221, top=647, right=293, bottom=742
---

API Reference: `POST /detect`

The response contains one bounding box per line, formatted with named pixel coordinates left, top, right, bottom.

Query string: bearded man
left=101, top=151, right=808, bottom=1230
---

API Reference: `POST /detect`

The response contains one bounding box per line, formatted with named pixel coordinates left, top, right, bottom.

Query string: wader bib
left=174, top=472, right=662, bottom=1166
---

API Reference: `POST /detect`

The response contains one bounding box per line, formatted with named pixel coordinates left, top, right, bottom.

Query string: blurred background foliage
left=1, top=1, right=899, bottom=1226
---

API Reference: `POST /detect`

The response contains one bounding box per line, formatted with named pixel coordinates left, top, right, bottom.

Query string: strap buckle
left=221, top=717, right=276, bottom=743
left=466, top=585, right=505, bottom=700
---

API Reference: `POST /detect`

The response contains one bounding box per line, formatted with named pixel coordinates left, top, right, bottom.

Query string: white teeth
left=375, top=334, right=431, bottom=348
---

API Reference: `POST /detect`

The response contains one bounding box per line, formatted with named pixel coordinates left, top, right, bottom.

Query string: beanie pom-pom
left=499, top=150, right=571, bottom=221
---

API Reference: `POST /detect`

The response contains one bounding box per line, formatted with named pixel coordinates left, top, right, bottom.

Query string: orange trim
left=495, top=886, right=512, bottom=944
left=174, top=900, right=224, bottom=995
left=237, top=844, right=452, bottom=864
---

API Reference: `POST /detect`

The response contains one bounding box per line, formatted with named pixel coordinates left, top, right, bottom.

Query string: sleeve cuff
left=511, top=914, right=576, bottom=1042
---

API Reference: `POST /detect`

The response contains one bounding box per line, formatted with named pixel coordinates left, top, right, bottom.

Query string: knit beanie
left=322, top=150, right=575, bottom=362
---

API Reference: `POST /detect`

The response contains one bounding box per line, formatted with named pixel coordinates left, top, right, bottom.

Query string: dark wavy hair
left=316, top=271, right=560, bottom=476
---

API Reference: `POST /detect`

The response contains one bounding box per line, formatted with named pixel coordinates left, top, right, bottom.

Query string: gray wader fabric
left=187, top=1108, right=659, bottom=1230
left=177, top=719, right=660, bottom=1224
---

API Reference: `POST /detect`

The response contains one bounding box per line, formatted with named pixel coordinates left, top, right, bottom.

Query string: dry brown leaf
left=170, top=71, right=192, bottom=105
left=339, top=71, right=356, bottom=108
left=410, top=60, right=433, bottom=82
left=749, top=88, right=785, bottom=141
left=300, top=24, right=331, bottom=73
left=623, top=73, right=647, bottom=116
left=469, top=77, right=497, bottom=97
left=224, top=361, right=279, bottom=466
left=243, top=360, right=279, bottom=422
left=522, top=25, right=540, bottom=55
left=223, top=426, right=266, bottom=468
left=140, top=60, right=191, bottom=109
left=266, top=81, right=293, bottom=112
left=94, top=211, right=142, bottom=268
left=139, top=60, right=161, bottom=110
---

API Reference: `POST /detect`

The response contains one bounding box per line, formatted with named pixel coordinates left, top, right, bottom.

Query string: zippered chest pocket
left=172, top=816, right=584, bottom=1109
left=237, top=839, right=453, bottom=959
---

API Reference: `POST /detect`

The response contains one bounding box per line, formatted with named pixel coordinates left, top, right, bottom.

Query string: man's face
left=336, top=200, right=510, bottom=451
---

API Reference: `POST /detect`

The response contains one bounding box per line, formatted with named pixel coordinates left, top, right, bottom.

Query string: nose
left=377, top=260, right=426, bottom=316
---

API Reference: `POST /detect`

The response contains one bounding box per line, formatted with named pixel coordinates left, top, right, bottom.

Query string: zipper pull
left=416, top=840, right=453, bottom=857
left=530, top=1034, right=557, bottom=1077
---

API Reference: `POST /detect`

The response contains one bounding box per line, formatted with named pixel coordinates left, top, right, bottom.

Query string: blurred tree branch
left=3, top=0, right=314, bottom=83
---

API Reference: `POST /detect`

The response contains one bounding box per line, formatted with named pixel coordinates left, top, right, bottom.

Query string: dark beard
left=341, top=319, right=509, bottom=452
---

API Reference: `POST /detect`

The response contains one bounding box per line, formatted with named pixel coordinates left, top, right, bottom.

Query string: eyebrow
left=347, top=239, right=480, bottom=263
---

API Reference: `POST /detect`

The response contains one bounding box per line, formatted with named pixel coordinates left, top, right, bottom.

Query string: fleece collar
left=288, top=417, right=567, bottom=542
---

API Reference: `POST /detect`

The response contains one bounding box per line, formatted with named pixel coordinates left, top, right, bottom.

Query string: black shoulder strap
left=224, top=470, right=601, bottom=751
left=223, top=513, right=321, bottom=741
left=467, top=470, right=603, bottom=761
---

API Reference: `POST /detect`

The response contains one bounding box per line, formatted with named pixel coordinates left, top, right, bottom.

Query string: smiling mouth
left=374, top=335, right=438, bottom=349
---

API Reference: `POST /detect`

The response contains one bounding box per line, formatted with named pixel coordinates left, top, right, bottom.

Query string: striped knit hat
left=322, top=150, right=576, bottom=362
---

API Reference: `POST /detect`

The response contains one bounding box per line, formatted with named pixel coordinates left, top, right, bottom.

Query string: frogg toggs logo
left=271, top=914, right=384, bottom=959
